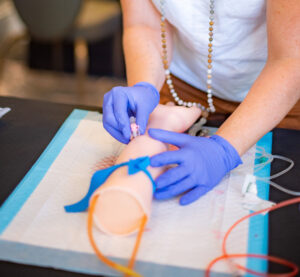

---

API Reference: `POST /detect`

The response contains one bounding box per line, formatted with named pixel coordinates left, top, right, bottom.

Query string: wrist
left=133, top=82, right=160, bottom=101
left=210, top=134, right=242, bottom=170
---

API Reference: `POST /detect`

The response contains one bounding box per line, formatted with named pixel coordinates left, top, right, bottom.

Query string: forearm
left=216, top=59, right=300, bottom=155
left=123, top=24, right=172, bottom=89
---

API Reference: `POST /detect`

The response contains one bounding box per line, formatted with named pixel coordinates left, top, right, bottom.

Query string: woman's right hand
left=103, top=82, right=160, bottom=144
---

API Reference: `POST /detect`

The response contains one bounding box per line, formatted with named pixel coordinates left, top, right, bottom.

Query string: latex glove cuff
left=133, top=82, right=160, bottom=102
left=210, top=134, right=242, bottom=171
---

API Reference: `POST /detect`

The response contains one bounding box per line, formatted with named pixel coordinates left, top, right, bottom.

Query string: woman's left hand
left=148, top=129, right=242, bottom=205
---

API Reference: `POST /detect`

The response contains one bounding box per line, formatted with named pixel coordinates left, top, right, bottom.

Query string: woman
left=102, top=0, right=300, bottom=205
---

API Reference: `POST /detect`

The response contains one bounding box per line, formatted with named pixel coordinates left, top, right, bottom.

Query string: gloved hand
left=148, top=129, right=242, bottom=205
left=103, top=82, right=160, bottom=144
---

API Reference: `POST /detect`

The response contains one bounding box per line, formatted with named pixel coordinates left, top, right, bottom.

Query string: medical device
left=130, top=116, right=140, bottom=140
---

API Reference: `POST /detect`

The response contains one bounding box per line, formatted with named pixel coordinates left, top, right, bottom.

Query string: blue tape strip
left=0, top=109, right=88, bottom=235
left=245, top=132, right=272, bottom=276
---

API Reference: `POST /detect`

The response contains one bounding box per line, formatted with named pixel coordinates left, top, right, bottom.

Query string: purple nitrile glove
left=103, top=82, right=159, bottom=144
left=148, top=129, right=242, bottom=205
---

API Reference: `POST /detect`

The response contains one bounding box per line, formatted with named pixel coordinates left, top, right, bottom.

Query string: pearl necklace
left=159, top=0, right=216, bottom=114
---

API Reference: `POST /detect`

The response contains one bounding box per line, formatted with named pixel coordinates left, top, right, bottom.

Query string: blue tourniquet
left=64, top=156, right=155, bottom=213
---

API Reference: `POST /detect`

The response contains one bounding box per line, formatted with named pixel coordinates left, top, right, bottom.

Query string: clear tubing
left=254, top=146, right=299, bottom=196
left=268, top=180, right=300, bottom=196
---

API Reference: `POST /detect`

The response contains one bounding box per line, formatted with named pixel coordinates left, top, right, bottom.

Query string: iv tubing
left=205, top=197, right=300, bottom=277
left=254, top=147, right=300, bottom=196
left=87, top=195, right=147, bottom=277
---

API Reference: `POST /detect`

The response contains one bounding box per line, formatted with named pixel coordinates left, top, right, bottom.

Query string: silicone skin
left=92, top=104, right=201, bottom=236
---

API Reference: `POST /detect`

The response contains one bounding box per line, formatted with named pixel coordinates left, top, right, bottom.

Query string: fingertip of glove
left=154, top=189, right=171, bottom=200
left=153, top=178, right=165, bottom=190
left=119, top=136, right=130, bottom=145
left=153, top=190, right=162, bottom=199
left=153, top=192, right=163, bottom=200
left=150, top=156, right=160, bottom=167
left=148, top=128, right=159, bottom=137
left=122, top=127, right=131, bottom=141
left=179, top=196, right=192, bottom=206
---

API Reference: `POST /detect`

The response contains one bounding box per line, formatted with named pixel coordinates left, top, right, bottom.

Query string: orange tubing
left=87, top=194, right=147, bottom=277
left=205, top=197, right=300, bottom=277
left=87, top=189, right=300, bottom=277
left=126, top=213, right=147, bottom=276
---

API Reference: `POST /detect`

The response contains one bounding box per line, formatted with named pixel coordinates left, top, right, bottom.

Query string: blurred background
left=0, top=0, right=126, bottom=107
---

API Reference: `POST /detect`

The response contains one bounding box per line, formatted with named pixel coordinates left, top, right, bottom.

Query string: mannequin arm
left=93, top=104, right=201, bottom=235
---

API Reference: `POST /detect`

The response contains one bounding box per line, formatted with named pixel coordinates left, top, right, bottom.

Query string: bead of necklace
left=159, top=0, right=216, bottom=114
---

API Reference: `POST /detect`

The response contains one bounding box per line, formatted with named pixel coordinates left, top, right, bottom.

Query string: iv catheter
left=130, top=116, right=140, bottom=140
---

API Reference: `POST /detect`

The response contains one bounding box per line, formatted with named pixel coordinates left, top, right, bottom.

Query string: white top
left=152, top=0, right=267, bottom=102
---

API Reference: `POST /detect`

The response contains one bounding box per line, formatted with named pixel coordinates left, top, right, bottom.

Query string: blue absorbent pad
left=0, top=109, right=272, bottom=277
